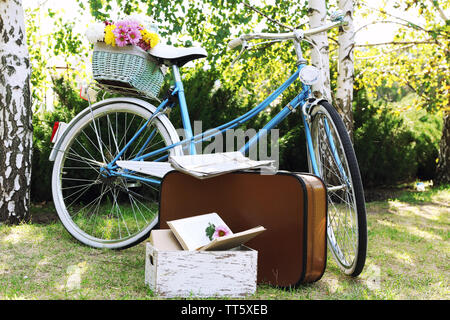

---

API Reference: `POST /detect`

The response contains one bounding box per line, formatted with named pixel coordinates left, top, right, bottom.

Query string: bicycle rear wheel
left=52, top=101, right=182, bottom=249
left=308, top=100, right=367, bottom=277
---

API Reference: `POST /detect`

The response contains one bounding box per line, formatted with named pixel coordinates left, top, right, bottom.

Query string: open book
left=116, top=152, right=276, bottom=180
left=169, top=152, right=276, bottom=179
left=198, top=225, right=266, bottom=251
left=166, top=212, right=265, bottom=251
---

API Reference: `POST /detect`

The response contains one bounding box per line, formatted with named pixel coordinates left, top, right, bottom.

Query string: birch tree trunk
left=336, top=0, right=355, bottom=139
left=435, top=110, right=450, bottom=185
left=0, top=0, right=33, bottom=224
left=307, top=0, right=332, bottom=101
left=433, top=2, right=450, bottom=185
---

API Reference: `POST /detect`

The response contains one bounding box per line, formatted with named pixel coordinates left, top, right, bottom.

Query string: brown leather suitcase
left=157, top=170, right=327, bottom=287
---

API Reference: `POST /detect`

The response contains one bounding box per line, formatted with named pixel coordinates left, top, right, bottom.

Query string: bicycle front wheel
left=308, top=100, right=367, bottom=277
left=52, top=101, right=182, bottom=249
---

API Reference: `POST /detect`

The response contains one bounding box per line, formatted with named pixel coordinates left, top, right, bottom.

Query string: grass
left=0, top=184, right=448, bottom=300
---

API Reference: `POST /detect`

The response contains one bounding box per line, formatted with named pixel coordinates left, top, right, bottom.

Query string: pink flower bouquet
left=85, top=18, right=159, bottom=51
left=213, top=226, right=231, bottom=238
left=205, top=223, right=231, bottom=240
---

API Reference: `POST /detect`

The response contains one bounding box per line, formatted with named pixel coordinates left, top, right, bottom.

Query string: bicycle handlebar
left=228, top=38, right=244, bottom=50
left=227, top=20, right=347, bottom=50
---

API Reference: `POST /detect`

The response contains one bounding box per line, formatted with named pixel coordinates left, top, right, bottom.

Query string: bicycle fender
left=48, top=97, right=179, bottom=161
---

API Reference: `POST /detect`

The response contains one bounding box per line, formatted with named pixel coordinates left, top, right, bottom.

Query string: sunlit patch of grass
left=393, top=183, right=450, bottom=204
left=67, top=202, right=158, bottom=240
left=0, top=185, right=448, bottom=300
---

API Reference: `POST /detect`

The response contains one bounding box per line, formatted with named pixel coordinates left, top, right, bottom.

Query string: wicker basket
left=92, top=42, right=165, bottom=100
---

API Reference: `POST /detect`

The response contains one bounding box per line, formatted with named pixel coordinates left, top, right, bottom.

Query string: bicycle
left=49, top=13, right=367, bottom=277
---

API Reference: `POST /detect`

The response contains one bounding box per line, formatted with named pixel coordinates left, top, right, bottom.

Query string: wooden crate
left=144, top=242, right=257, bottom=298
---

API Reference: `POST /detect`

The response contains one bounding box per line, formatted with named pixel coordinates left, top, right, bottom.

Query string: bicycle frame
left=105, top=63, right=320, bottom=185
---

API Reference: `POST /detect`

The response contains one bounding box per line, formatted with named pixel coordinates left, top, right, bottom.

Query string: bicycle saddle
left=148, top=44, right=207, bottom=66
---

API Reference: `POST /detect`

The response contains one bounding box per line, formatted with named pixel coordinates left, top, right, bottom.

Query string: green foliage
left=25, top=4, right=90, bottom=201
left=354, top=102, right=416, bottom=186
left=205, top=223, right=216, bottom=241
left=51, top=14, right=84, bottom=57
left=268, top=81, right=308, bottom=172
left=25, top=0, right=446, bottom=203
left=31, top=118, right=54, bottom=202
left=355, top=0, right=449, bottom=113
left=29, top=74, right=443, bottom=202
left=165, top=66, right=309, bottom=171
left=397, top=94, right=442, bottom=180
left=353, top=89, right=442, bottom=187
left=83, top=0, right=309, bottom=98
left=31, top=78, right=89, bottom=201
left=167, top=67, right=244, bottom=131
left=25, top=6, right=89, bottom=113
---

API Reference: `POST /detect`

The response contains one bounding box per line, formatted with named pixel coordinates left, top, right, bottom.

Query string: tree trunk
left=307, top=0, right=332, bottom=101
left=336, top=0, right=355, bottom=139
left=435, top=110, right=450, bottom=185
left=0, top=0, right=33, bottom=224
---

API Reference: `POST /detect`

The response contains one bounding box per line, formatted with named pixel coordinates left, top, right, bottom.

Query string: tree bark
left=307, top=0, right=332, bottom=101
left=435, top=110, right=450, bottom=185
left=336, top=0, right=355, bottom=138
left=433, top=1, right=450, bottom=186
left=0, top=0, right=33, bottom=224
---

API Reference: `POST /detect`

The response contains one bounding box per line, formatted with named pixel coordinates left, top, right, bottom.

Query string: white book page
left=167, top=213, right=232, bottom=251
left=169, top=152, right=275, bottom=176
left=116, top=161, right=175, bottom=178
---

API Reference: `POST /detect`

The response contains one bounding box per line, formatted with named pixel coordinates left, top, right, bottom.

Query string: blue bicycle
left=50, top=15, right=367, bottom=276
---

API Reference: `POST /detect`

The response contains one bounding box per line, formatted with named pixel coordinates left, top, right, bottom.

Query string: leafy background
left=27, top=0, right=446, bottom=201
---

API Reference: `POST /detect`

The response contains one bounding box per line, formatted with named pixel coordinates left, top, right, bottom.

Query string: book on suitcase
left=157, top=170, right=327, bottom=287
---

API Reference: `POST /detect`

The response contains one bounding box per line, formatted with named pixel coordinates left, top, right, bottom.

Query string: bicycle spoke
left=310, top=104, right=365, bottom=274
left=73, top=135, right=102, bottom=166
left=62, top=182, right=96, bottom=190
left=81, top=128, right=103, bottom=157
left=62, top=177, right=97, bottom=183
left=65, top=151, right=104, bottom=169
left=65, top=182, right=97, bottom=210
left=127, top=121, right=154, bottom=158
left=107, top=113, right=121, bottom=157
left=118, top=113, right=135, bottom=151
left=89, top=119, right=114, bottom=162
left=64, top=181, right=97, bottom=201
left=118, top=179, right=144, bottom=230
left=111, top=187, right=130, bottom=238
left=55, top=106, right=179, bottom=249
left=88, top=108, right=106, bottom=163
left=86, top=184, right=108, bottom=236
left=124, top=117, right=147, bottom=158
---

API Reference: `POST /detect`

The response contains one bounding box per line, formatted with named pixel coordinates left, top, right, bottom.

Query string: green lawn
left=0, top=184, right=448, bottom=300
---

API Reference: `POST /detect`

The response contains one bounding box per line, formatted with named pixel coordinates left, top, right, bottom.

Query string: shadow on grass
left=2, top=185, right=448, bottom=299
left=29, top=201, right=59, bottom=224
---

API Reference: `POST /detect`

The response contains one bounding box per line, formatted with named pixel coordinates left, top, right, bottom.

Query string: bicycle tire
left=308, top=100, right=367, bottom=277
left=52, top=101, right=182, bottom=249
